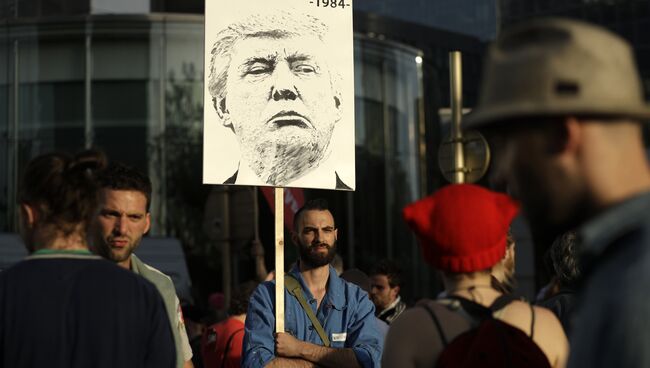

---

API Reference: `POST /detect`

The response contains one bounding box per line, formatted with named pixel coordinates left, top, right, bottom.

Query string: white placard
left=203, top=0, right=355, bottom=191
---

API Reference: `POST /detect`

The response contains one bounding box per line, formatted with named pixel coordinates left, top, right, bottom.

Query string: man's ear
left=391, top=285, right=401, bottom=299
left=563, top=116, right=583, bottom=155
left=332, top=94, right=342, bottom=123
left=20, top=203, right=37, bottom=228
left=291, top=231, right=299, bottom=246
left=547, top=116, right=581, bottom=155
left=213, top=96, right=232, bottom=127
left=144, top=213, right=151, bottom=235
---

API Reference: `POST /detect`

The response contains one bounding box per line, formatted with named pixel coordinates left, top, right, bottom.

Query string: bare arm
left=275, top=332, right=360, bottom=368
left=183, top=360, right=194, bottom=368
left=298, top=343, right=361, bottom=368
left=265, top=357, right=318, bottom=368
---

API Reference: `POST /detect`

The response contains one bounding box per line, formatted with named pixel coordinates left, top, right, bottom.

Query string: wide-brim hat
left=464, top=18, right=650, bottom=130
left=403, top=184, right=519, bottom=273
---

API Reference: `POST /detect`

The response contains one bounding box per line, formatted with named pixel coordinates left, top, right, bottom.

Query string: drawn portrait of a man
left=204, top=8, right=354, bottom=190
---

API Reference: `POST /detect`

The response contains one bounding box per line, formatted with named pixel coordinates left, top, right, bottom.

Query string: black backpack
left=421, top=295, right=552, bottom=368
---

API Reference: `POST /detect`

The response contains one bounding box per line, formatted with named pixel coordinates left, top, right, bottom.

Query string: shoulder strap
left=489, top=294, right=518, bottom=312
left=221, top=328, right=244, bottom=368
left=419, top=302, right=449, bottom=346
left=530, top=303, right=536, bottom=339
left=447, top=296, right=494, bottom=320
left=488, top=294, right=536, bottom=339
left=284, top=275, right=331, bottom=347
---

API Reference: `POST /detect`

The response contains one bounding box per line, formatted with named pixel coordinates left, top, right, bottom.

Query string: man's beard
left=98, top=235, right=140, bottom=264
left=299, top=240, right=337, bottom=269
left=243, top=131, right=331, bottom=186
left=514, top=161, right=596, bottom=252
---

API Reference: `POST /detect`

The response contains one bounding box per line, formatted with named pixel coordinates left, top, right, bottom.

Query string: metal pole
left=158, top=21, right=167, bottom=235
left=449, top=51, right=465, bottom=184
left=84, top=33, right=93, bottom=148
left=8, top=39, right=19, bottom=231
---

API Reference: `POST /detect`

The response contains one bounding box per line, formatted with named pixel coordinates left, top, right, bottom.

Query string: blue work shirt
left=242, top=264, right=383, bottom=368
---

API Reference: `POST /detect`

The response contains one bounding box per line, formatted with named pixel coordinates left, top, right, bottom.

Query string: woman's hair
left=228, top=281, right=259, bottom=316
left=19, top=149, right=107, bottom=237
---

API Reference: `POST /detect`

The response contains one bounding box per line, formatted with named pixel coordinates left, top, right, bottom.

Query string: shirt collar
left=579, top=191, right=650, bottom=269
left=129, top=254, right=144, bottom=274
left=377, top=296, right=402, bottom=318
left=25, top=248, right=100, bottom=261
left=288, top=262, right=346, bottom=310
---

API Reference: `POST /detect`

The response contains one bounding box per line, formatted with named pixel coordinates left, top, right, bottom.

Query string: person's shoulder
left=386, top=300, right=444, bottom=344
left=338, top=278, right=374, bottom=307
left=339, top=277, right=364, bottom=296
left=250, top=280, right=275, bottom=302
left=508, top=300, right=566, bottom=337
left=140, top=261, right=174, bottom=286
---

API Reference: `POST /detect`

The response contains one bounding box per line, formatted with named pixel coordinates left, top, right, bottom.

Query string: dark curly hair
left=228, top=281, right=259, bottom=316
left=96, top=162, right=152, bottom=211
left=550, top=231, right=581, bottom=289
left=371, top=259, right=402, bottom=288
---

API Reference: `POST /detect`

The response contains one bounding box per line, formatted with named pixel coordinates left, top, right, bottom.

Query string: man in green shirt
left=91, top=162, right=194, bottom=368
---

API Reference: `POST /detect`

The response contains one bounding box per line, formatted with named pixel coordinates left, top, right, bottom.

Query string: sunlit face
left=488, top=126, right=592, bottom=247
left=92, top=189, right=150, bottom=268
left=220, top=35, right=341, bottom=185
left=370, top=274, right=399, bottom=311
left=293, top=209, right=338, bottom=268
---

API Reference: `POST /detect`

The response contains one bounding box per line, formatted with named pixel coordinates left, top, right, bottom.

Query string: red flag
left=260, top=188, right=305, bottom=230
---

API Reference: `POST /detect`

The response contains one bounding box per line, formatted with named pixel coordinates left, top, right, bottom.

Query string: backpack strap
left=284, top=274, right=331, bottom=347
left=488, top=294, right=518, bottom=312
left=529, top=303, right=536, bottom=339
left=419, top=302, right=449, bottom=346
left=489, top=294, right=536, bottom=339
left=221, top=328, right=244, bottom=368
left=447, top=296, right=494, bottom=321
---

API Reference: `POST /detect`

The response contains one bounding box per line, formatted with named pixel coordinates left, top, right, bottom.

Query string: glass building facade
left=0, top=0, right=495, bottom=302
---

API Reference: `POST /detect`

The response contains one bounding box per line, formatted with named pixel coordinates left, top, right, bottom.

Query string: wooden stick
left=274, top=187, right=285, bottom=333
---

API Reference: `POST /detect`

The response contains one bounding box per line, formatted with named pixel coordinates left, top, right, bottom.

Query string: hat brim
left=463, top=103, right=650, bottom=130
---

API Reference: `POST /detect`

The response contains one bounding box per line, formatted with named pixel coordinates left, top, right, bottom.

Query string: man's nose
left=114, top=216, right=127, bottom=234
left=271, top=63, right=298, bottom=101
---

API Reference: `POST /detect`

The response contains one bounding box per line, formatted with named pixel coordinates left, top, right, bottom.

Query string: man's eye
left=247, top=64, right=270, bottom=75
left=293, top=64, right=316, bottom=74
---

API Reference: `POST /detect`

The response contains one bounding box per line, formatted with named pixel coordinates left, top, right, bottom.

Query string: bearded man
left=242, top=199, right=383, bottom=368
left=92, top=163, right=194, bottom=368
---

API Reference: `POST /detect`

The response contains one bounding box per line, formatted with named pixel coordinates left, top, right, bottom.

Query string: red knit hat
left=403, top=184, right=519, bottom=273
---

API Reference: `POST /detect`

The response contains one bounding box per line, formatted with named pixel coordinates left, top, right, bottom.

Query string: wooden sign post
left=274, top=188, right=285, bottom=333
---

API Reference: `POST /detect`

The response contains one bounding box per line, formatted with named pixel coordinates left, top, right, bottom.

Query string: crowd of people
left=2, top=16, right=650, bottom=368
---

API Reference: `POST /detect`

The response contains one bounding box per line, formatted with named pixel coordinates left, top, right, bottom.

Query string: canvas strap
left=221, top=328, right=244, bottom=368
left=285, top=274, right=331, bottom=347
